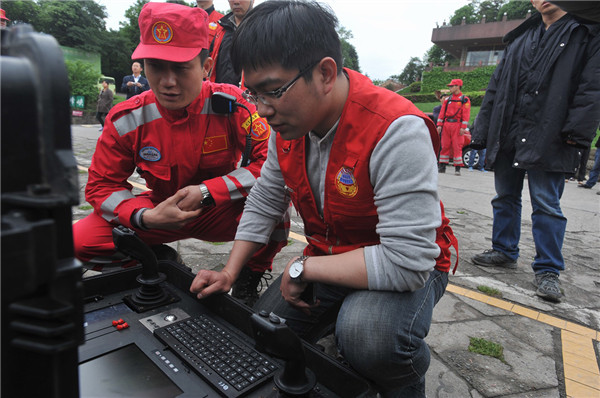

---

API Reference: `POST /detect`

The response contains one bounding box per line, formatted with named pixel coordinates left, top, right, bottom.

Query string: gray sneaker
left=533, top=272, right=562, bottom=302
left=471, top=249, right=517, bottom=269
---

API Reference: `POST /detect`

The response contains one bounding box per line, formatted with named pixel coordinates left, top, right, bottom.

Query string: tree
left=394, top=57, right=425, bottom=86
left=120, top=0, right=149, bottom=59
left=1, top=0, right=40, bottom=26
left=449, top=3, right=479, bottom=25
left=337, top=26, right=361, bottom=72
left=498, top=0, right=533, bottom=20
left=166, top=0, right=195, bottom=6
left=425, top=45, right=454, bottom=66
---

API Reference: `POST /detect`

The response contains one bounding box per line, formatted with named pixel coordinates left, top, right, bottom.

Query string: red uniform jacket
left=276, top=69, right=457, bottom=272
left=207, top=8, right=224, bottom=44
left=86, top=81, right=271, bottom=228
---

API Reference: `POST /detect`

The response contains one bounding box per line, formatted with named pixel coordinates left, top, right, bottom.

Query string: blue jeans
left=583, top=149, right=600, bottom=188
left=254, top=269, right=448, bottom=397
left=491, top=151, right=566, bottom=274
left=468, top=148, right=486, bottom=170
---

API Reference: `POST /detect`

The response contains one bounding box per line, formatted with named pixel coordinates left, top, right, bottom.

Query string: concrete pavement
left=71, top=124, right=600, bottom=398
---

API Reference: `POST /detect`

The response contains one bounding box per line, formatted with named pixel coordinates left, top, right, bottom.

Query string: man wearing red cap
left=436, top=78, right=471, bottom=175
left=1, top=8, right=10, bottom=29
left=73, top=2, right=288, bottom=306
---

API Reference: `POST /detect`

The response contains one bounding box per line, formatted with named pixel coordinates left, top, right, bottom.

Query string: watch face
left=289, top=261, right=302, bottom=279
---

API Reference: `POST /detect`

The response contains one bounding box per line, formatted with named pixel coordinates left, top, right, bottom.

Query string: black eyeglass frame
left=243, top=60, right=320, bottom=106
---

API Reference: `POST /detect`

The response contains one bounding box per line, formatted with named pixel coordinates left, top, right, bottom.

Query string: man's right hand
left=190, top=269, right=235, bottom=299
left=142, top=189, right=203, bottom=230
left=437, top=126, right=442, bottom=134
left=127, top=81, right=134, bottom=86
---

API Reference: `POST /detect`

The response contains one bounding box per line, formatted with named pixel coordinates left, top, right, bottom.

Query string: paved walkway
left=72, top=124, right=600, bottom=397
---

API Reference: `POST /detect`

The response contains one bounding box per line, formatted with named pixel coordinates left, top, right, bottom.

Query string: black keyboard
left=154, top=314, right=279, bottom=397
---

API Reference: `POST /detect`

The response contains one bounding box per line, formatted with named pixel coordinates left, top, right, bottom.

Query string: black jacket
left=211, top=13, right=240, bottom=86
left=472, top=13, right=600, bottom=172
left=121, top=75, right=149, bottom=99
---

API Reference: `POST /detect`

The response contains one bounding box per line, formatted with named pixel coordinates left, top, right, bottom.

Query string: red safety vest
left=276, top=69, right=458, bottom=273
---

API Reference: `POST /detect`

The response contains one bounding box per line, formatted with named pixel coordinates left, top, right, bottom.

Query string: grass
left=78, top=205, right=93, bottom=210
left=477, top=285, right=503, bottom=298
left=208, top=242, right=227, bottom=246
left=468, top=337, right=506, bottom=363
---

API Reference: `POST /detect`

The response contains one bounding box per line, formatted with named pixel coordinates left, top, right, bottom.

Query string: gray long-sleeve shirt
left=236, top=115, right=441, bottom=292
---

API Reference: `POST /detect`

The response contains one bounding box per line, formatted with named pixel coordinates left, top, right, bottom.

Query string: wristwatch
left=289, top=255, right=310, bottom=282
left=199, top=183, right=215, bottom=207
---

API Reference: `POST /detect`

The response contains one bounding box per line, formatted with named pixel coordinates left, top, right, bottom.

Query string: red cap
left=1, top=9, right=10, bottom=21
left=447, top=79, right=463, bottom=87
left=132, top=2, right=208, bottom=63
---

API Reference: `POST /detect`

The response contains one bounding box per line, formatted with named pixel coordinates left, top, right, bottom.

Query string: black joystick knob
left=250, top=312, right=316, bottom=397
left=112, top=226, right=178, bottom=312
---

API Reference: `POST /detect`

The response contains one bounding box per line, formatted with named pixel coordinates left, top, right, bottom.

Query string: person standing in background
left=208, top=0, right=254, bottom=86
left=121, top=61, right=149, bottom=99
left=437, top=79, right=471, bottom=175
left=470, top=0, right=600, bottom=303
left=95, top=79, right=113, bottom=132
left=196, top=0, right=224, bottom=44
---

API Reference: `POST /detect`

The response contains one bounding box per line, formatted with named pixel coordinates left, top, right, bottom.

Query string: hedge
left=421, top=66, right=497, bottom=93
left=401, top=91, right=486, bottom=106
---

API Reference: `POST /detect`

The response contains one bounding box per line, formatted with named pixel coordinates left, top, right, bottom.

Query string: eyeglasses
left=242, top=61, right=319, bottom=106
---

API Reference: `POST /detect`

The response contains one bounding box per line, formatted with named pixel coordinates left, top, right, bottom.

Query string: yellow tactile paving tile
left=565, top=322, right=598, bottom=340
left=565, top=378, right=600, bottom=398
left=538, top=313, right=568, bottom=330
left=562, top=350, right=600, bottom=373
left=511, top=304, right=539, bottom=320
left=486, top=296, right=515, bottom=312
left=564, top=364, right=600, bottom=390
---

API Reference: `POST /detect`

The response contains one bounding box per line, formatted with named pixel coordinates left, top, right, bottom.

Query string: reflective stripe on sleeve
left=113, top=103, right=163, bottom=136
left=100, top=189, right=136, bottom=222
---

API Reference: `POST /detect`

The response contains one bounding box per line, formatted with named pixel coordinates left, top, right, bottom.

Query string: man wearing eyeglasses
left=190, top=1, right=458, bottom=396
left=73, top=2, right=288, bottom=307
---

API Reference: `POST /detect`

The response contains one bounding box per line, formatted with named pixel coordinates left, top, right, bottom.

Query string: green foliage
left=421, top=66, right=496, bottom=93
left=408, top=81, right=422, bottom=93
left=425, top=45, right=455, bottom=67
left=405, top=91, right=485, bottom=106
left=396, top=57, right=425, bottom=85
left=66, top=60, right=100, bottom=109
left=477, top=285, right=503, bottom=298
left=468, top=337, right=506, bottom=363
left=338, top=26, right=361, bottom=72
left=498, top=0, right=534, bottom=20
left=450, top=3, right=479, bottom=25
left=448, top=0, right=535, bottom=25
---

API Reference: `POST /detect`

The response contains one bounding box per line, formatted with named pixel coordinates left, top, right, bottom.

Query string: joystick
left=112, top=226, right=179, bottom=312
left=250, top=311, right=317, bottom=397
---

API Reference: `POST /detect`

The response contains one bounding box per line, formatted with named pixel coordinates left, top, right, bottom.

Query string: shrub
left=422, top=66, right=497, bottom=93
left=65, top=60, right=100, bottom=110
left=408, top=81, right=422, bottom=93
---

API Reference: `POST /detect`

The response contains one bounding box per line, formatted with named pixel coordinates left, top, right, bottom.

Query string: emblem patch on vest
left=209, top=22, right=218, bottom=31
left=152, top=21, right=173, bottom=44
left=335, top=167, right=358, bottom=198
left=139, top=146, right=161, bottom=161
left=242, top=112, right=271, bottom=141
left=203, top=135, right=229, bottom=153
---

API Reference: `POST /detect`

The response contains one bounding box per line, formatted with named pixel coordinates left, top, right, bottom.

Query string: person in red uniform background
left=196, top=1, right=224, bottom=45
left=437, top=78, right=471, bottom=175
left=73, top=2, right=288, bottom=306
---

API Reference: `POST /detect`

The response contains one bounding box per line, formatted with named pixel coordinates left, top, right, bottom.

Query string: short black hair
left=231, top=0, right=343, bottom=78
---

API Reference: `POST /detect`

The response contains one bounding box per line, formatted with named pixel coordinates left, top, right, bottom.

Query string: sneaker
left=438, top=164, right=446, bottom=173
left=455, top=166, right=461, bottom=176
left=480, top=169, right=488, bottom=173
left=533, top=272, right=562, bottom=302
left=577, top=184, right=592, bottom=189
left=231, top=267, right=270, bottom=307
left=98, top=126, right=103, bottom=131
left=468, top=167, right=474, bottom=171
left=471, top=249, right=517, bottom=269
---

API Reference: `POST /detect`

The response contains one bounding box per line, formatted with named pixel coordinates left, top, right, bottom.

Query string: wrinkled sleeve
left=363, top=115, right=441, bottom=292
